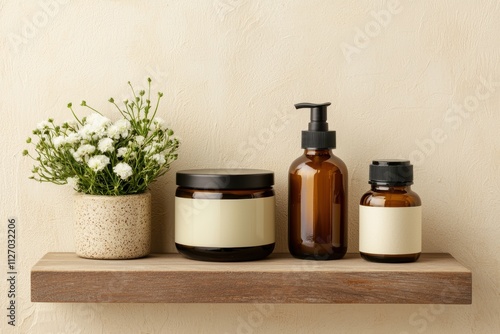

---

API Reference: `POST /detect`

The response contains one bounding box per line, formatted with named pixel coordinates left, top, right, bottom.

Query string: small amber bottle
left=359, top=160, right=421, bottom=263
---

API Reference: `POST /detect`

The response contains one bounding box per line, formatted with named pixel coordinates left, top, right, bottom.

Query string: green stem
left=151, top=94, right=162, bottom=121
left=111, top=101, right=129, bottom=119
left=83, top=104, right=103, bottom=116
left=68, top=106, right=83, bottom=125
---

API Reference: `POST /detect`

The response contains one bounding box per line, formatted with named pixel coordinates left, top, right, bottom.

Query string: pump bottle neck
left=371, top=184, right=412, bottom=192
left=304, top=148, right=332, bottom=156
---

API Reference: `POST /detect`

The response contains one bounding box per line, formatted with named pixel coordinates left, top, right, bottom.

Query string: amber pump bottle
left=288, top=102, right=348, bottom=260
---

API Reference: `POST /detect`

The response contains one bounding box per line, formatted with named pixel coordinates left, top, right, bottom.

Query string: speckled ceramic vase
left=74, top=192, right=151, bottom=259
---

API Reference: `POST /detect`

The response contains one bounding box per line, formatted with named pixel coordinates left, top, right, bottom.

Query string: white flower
left=77, top=144, right=96, bottom=155
left=53, top=136, right=66, bottom=148
left=86, top=113, right=111, bottom=132
left=37, top=120, right=51, bottom=130
left=66, top=177, right=77, bottom=187
left=73, top=144, right=96, bottom=162
left=107, top=125, right=120, bottom=139
left=143, top=144, right=155, bottom=154
left=152, top=117, right=168, bottom=131
left=113, top=162, right=133, bottom=180
left=114, top=119, right=131, bottom=138
left=98, top=138, right=114, bottom=153
left=151, top=153, right=166, bottom=165
left=135, top=135, right=145, bottom=145
left=87, top=155, right=110, bottom=172
left=65, top=120, right=78, bottom=129
left=78, top=125, right=92, bottom=140
left=65, top=132, right=80, bottom=145
left=72, top=152, right=82, bottom=162
left=117, top=147, right=128, bottom=158
left=79, top=114, right=111, bottom=140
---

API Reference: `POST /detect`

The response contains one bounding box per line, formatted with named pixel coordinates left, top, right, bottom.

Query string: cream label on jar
left=175, top=197, right=275, bottom=248
left=359, top=205, right=422, bottom=255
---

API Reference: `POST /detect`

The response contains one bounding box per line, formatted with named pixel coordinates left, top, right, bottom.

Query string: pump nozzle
left=295, top=102, right=331, bottom=131
left=294, top=102, right=336, bottom=149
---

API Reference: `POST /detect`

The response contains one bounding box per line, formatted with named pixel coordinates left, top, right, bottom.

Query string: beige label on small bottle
left=359, top=206, right=422, bottom=255
left=175, top=197, right=275, bottom=248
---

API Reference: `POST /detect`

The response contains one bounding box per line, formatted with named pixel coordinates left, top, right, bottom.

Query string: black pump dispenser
left=295, top=102, right=336, bottom=149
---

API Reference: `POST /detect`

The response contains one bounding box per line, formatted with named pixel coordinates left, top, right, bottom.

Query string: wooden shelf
left=31, top=252, right=471, bottom=304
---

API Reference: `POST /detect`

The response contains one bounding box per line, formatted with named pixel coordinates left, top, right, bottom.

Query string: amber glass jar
left=359, top=160, right=422, bottom=263
left=175, top=169, right=275, bottom=262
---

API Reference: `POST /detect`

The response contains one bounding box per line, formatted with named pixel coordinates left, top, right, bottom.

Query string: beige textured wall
left=1, top=0, right=499, bottom=333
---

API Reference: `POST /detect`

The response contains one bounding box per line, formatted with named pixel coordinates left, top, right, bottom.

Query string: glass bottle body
left=288, top=149, right=348, bottom=260
left=360, top=184, right=421, bottom=263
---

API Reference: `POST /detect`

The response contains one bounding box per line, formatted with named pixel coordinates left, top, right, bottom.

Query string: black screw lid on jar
left=369, top=160, right=413, bottom=186
left=176, top=169, right=274, bottom=190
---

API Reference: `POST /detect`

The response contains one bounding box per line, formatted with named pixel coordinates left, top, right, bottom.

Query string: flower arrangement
left=24, top=79, right=179, bottom=195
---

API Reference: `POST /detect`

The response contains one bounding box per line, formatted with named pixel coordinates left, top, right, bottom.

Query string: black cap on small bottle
left=295, top=102, right=336, bottom=149
left=369, top=160, right=413, bottom=186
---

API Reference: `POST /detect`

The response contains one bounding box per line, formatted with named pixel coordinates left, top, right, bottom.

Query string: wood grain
left=31, top=253, right=471, bottom=304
